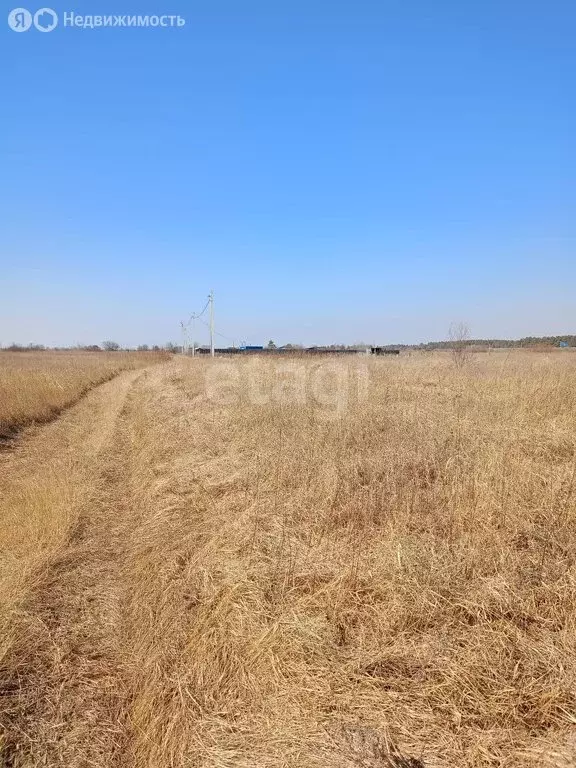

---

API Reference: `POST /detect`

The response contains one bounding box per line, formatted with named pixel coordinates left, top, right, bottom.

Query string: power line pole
left=209, top=289, right=215, bottom=357
left=180, top=321, right=188, bottom=355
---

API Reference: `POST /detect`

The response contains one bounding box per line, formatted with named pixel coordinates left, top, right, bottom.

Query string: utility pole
left=209, top=289, right=215, bottom=357
left=191, top=315, right=195, bottom=357
left=180, top=321, right=188, bottom=355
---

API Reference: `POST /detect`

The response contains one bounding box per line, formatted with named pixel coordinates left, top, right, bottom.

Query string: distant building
left=371, top=347, right=400, bottom=356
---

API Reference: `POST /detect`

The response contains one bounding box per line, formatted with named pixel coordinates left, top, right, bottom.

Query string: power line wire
left=183, top=297, right=210, bottom=328
left=180, top=296, right=212, bottom=356
left=198, top=317, right=236, bottom=345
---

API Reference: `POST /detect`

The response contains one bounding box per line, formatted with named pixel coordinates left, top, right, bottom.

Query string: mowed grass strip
left=0, top=350, right=166, bottom=438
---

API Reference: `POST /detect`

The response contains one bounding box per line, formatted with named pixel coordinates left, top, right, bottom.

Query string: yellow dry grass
left=1, top=351, right=576, bottom=767
left=0, top=350, right=166, bottom=438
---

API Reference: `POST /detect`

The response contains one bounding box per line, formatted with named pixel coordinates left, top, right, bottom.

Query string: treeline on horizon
left=2, top=335, right=576, bottom=352
left=0, top=342, right=177, bottom=353
left=399, top=335, right=576, bottom=351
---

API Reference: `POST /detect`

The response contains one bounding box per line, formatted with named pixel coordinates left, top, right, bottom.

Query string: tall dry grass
left=118, top=353, right=576, bottom=767
left=0, top=350, right=167, bottom=438
left=2, top=351, right=576, bottom=767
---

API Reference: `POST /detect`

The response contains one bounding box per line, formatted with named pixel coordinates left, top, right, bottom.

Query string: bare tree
left=448, top=322, right=471, bottom=368
left=102, top=340, right=120, bottom=352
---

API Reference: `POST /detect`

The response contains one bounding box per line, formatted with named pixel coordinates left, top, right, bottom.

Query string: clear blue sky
left=2, top=0, right=575, bottom=347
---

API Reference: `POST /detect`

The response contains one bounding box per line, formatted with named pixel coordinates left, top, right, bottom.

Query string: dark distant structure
left=194, top=345, right=401, bottom=356
left=371, top=347, right=400, bottom=356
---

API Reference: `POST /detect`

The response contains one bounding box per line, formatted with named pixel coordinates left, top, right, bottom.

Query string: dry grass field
left=0, top=350, right=166, bottom=439
left=1, top=351, right=576, bottom=767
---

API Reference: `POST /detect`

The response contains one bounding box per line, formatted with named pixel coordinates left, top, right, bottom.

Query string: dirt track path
left=1, top=361, right=235, bottom=768
left=0, top=367, right=154, bottom=767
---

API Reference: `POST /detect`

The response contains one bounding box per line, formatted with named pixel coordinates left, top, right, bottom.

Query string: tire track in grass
left=0, top=369, right=150, bottom=767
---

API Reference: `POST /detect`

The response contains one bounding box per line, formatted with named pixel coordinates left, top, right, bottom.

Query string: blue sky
left=1, top=0, right=575, bottom=347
